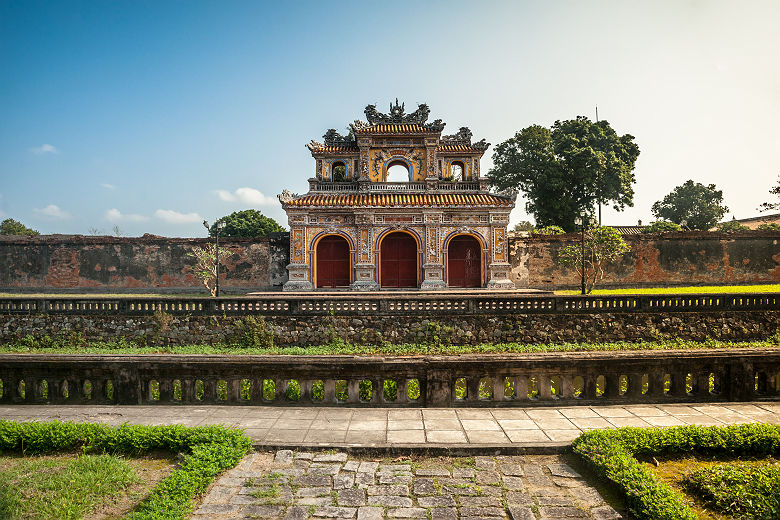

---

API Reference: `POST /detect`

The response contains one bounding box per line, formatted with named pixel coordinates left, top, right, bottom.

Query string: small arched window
left=449, top=161, right=465, bottom=181
left=386, top=160, right=411, bottom=182
left=331, top=161, right=347, bottom=182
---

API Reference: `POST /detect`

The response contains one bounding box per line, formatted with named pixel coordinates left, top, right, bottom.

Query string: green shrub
left=717, top=220, right=750, bottom=232
left=0, top=420, right=252, bottom=520
left=572, top=424, right=780, bottom=520
left=533, top=225, right=565, bottom=235
left=758, top=223, right=780, bottom=231
left=684, top=462, right=780, bottom=519
left=641, top=221, right=682, bottom=233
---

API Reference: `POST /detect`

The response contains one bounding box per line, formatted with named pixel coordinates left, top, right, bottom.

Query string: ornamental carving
left=323, top=129, right=355, bottom=146
left=278, top=189, right=299, bottom=204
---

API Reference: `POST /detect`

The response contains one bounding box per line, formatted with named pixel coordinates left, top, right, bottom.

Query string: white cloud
left=30, top=144, right=58, bottom=155
left=34, top=204, right=71, bottom=219
left=100, top=183, right=116, bottom=190
left=215, top=187, right=277, bottom=206
left=105, top=208, right=149, bottom=222
left=154, top=209, right=203, bottom=224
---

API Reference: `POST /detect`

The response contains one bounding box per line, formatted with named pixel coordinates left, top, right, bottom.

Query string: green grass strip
left=684, top=462, right=780, bottom=519
left=0, top=420, right=252, bottom=520
left=571, top=424, right=780, bottom=520
left=2, top=336, right=779, bottom=356
left=556, top=283, right=780, bottom=295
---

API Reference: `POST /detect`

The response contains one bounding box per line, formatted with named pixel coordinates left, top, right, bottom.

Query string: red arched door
left=316, top=235, right=350, bottom=288
left=380, top=232, right=418, bottom=288
left=448, top=235, right=482, bottom=288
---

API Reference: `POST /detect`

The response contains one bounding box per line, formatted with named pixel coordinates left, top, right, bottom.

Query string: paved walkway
left=193, top=449, right=622, bottom=520
left=2, top=401, right=778, bottom=449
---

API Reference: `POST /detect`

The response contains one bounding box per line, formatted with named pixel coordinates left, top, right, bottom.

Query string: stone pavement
left=192, top=449, right=623, bottom=520
left=1, top=401, right=778, bottom=449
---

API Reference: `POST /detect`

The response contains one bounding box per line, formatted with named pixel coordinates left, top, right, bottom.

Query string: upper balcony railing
left=308, top=179, right=488, bottom=193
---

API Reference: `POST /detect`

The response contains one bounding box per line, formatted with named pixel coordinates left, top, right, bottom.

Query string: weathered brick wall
left=2, top=230, right=779, bottom=292
left=0, top=233, right=289, bottom=293
left=510, top=231, right=780, bottom=289
left=0, top=311, right=775, bottom=346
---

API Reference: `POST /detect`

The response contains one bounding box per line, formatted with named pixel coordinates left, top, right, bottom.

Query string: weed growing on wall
left=231, top=316, right=274, bottom=348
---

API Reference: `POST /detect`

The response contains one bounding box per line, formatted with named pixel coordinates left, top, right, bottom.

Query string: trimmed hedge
left=0, top=420, right=252, bottom=519
left=571, top=424, right=780, bottom=520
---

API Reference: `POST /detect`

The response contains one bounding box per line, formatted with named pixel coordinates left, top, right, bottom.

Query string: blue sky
left=1, top=0, right=779, bottom=236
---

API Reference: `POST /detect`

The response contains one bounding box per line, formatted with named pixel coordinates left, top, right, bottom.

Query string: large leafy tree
left=211, top=210, right=285, bottom=238
left=651, top=180, right=728, bottom=230
left=0, top=218, right=40, bottom=236
left=488, top=117, right=640, bottom=231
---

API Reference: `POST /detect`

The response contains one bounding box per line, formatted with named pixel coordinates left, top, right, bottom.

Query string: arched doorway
left=385, top=160, right=411, bottom=182
left=447, top=235, right=482, bottom=288
left=380, top=231, right=418, bottom=288
left=316, top=235, right=350, bottom=288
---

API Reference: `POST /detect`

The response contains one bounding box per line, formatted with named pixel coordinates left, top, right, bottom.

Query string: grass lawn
left=556, top=283, right=780, bottom=295
left=1, top=337, right=779, bottom=356
left=644, top=455, right=780, bottom=520
left=0, top=452, right=173, bottom=520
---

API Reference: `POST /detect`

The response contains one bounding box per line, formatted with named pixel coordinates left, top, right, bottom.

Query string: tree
left=211, top=210, right=285, bottom=238
left=641, top=221, right=682, bottom=234
left=0, top=218, right=39, bottom=236
left=760, top=174, right=780, bottom=212
left=187, top=244, right=231, bottom=297
left=488, top=117, right=640, bottom=231
left=651, top=180, right=728, bottom=230
left=512, top=220, right=535, bottom=232
left=557, top=226, right=630, bottom=293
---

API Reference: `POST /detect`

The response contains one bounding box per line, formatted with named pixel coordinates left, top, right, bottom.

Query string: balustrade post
left=426, top=369, right=451, bottom=406
left=726, top=361, right=754, bottom=401
left=493, top=376, right=505, bottom=402
left=465, top=376, right=479, bottom=403
left=560, top=375, right=575, bottom=400
left=538, top=373, right=552, bottom=400
left=670, top=370, right=687, bottom=397
left=648, top=371, right=665, bottom=398
left=627, top=373, right=644, bottom=400
left=324, top=380, right=336, bottom=403
left=605, top=375, right=620, bottom=399
left=114, top=363, right=140, bottom=404
left=396, top=379, right=408, bottom=404
left=696, top=372, right=711, bottom=399
left=301, top=379, right=313, bottom=403
left=515, top=376, right=529, bottom=401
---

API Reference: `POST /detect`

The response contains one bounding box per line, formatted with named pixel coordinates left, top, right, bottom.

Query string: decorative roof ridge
left=440, top=126, right=490, bottom=151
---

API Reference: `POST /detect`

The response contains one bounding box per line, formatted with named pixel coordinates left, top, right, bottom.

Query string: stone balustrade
left=0, top=293, right=777, bottom=317
left=1, top=349, right=777, bottom=407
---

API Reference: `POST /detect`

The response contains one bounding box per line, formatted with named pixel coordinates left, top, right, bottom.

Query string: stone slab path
left=1, top=401, right=778, bottom=449
left=192, top=449, right=623, bottom=520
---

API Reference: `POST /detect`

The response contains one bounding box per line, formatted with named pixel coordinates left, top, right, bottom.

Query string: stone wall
left=0, top=233, right=289, bottom=294
left=1, top=310, right=775, bottom=347
left=2, top=230, right=780, bottom=292
left=510, top=230, right=780, bottom=289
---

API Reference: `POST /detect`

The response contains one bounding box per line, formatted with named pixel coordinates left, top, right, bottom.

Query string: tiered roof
left=283, top=192, right=514, bottom=208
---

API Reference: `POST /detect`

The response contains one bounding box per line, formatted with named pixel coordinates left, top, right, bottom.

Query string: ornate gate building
left=278, top=100, right=516, bottom=291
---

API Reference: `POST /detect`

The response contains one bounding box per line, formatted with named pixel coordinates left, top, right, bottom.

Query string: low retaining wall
left=0, top=294, right=778, bottom=346
left=1, top=350, right=778, bottom=407
left=0, top=310, right=777, bottom=346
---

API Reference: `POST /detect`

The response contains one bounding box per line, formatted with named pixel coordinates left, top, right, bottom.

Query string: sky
left=1, top=0, right=779, bottom=236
